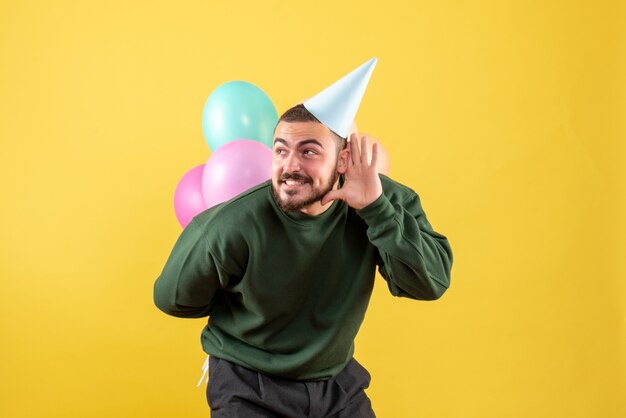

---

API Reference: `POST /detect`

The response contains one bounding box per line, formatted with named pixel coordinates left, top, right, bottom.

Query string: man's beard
left=271, top=168, right=340, bottom=213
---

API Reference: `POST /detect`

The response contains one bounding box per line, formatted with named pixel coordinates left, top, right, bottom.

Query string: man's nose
left=284, top=153, right=301, bottom=172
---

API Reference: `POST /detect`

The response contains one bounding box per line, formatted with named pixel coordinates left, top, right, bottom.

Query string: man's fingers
left=321, top=189, right=343, bottom=206
left=349, top=133, right=359, bottom=166
left=360, top=136, right=369, bottom=165
left=370, top=142, right=379, bottom=169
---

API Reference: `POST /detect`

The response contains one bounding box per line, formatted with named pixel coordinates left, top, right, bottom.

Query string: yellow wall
left=1, top=1, right=623, bottom=417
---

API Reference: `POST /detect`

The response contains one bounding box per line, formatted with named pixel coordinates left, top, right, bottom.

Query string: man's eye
left=303, top=150, right=316, bottom=156
left=275, top=149, right=285, bottom=155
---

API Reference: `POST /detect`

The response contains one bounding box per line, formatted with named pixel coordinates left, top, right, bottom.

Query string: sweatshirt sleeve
left=153, top=218, right=231, bottom=318
left=356, top=188, right=453, bottom=300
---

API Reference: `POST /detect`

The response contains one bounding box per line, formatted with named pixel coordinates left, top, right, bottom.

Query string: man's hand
left=321, top=134, right=383, bottom=210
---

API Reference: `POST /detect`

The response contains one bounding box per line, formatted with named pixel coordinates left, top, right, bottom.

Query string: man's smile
left=280, top=173, right=312, bottom=191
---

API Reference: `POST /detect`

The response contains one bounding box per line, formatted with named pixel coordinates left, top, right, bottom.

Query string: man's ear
left=337, top=148, right=350, bottom=174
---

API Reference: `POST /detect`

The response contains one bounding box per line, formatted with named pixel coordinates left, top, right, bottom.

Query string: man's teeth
left=285, top=179, right=306, bottom=186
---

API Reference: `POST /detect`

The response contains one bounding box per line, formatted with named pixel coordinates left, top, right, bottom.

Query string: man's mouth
left=284, top=179, right=308, bottom=186
left=280, top=174, right=311, bottom=188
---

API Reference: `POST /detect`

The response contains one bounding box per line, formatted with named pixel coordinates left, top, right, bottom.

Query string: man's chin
left=277, top=195, right=311, bottom=212
left=271, top=186, right=315, bottom=213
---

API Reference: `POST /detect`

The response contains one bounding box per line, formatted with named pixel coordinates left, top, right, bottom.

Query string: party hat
left=303, top=57, right=377, bottom=138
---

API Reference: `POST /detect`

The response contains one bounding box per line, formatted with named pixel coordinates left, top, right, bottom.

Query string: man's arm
left=357, top=187, right=453, bottom=300
left=321, top=134, right=452, bottom=300
left=154, top=218, right=224, bottom=318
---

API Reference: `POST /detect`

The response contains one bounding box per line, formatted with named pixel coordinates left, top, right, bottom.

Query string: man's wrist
left=356, top=193, right=394, bottom=225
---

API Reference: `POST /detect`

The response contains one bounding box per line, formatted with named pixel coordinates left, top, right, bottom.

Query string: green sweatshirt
left=154, top=175, right=452, bottom=380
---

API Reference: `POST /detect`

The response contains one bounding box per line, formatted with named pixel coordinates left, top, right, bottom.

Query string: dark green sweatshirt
left=154, top=175, right=452, bottom=380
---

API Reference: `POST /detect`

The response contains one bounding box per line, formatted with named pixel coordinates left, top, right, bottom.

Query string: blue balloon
left=202, top=81, right=278, bottom=152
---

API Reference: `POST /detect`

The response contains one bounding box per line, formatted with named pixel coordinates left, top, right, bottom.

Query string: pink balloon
left=202, top=139, right=272, bottom=208
left=174, top=164, right=208, bottom=228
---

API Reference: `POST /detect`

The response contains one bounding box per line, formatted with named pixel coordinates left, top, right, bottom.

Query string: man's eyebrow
left=273, top=138, right=324, bottom=148
left=299, top=139, right=324, bottom=148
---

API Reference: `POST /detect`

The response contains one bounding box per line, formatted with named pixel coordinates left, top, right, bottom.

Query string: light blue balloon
left=202, top=81, right=278, bottom=152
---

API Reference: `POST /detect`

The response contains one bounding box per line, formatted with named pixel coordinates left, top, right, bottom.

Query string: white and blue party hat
left=303, top=57, right=377, bottom=138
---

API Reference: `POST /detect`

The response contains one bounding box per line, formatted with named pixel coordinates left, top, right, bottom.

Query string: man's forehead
left=273, top=121, right=333, bottom=146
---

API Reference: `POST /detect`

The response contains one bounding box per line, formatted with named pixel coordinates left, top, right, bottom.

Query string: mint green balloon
left=202, top=81, right=278, bottom=152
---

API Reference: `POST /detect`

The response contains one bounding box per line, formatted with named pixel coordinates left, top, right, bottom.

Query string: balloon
left=202, top=139, right=273, bottom=208
left=174, top=165, right=208, bottom=228
left=202, top=81, right=278, bottom=152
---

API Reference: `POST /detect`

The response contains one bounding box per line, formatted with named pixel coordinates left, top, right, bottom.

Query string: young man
left=154, top=60, right=453, bottom=417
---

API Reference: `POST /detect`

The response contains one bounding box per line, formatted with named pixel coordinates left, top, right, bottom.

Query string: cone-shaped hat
left=303, top=57, right=377, bottom=138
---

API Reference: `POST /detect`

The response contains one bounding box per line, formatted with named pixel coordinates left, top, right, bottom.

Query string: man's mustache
left=279, top=173, right=312, bottom=183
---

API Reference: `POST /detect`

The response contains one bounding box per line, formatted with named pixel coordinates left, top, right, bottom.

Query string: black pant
left=206, top=357, right=376, bottom=417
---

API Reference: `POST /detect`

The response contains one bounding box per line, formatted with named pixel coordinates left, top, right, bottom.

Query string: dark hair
left=277, top=104, right=347, bottom=150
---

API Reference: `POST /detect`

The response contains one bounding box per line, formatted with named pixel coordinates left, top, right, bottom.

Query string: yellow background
left=1, top=1, right=623, bottom=417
